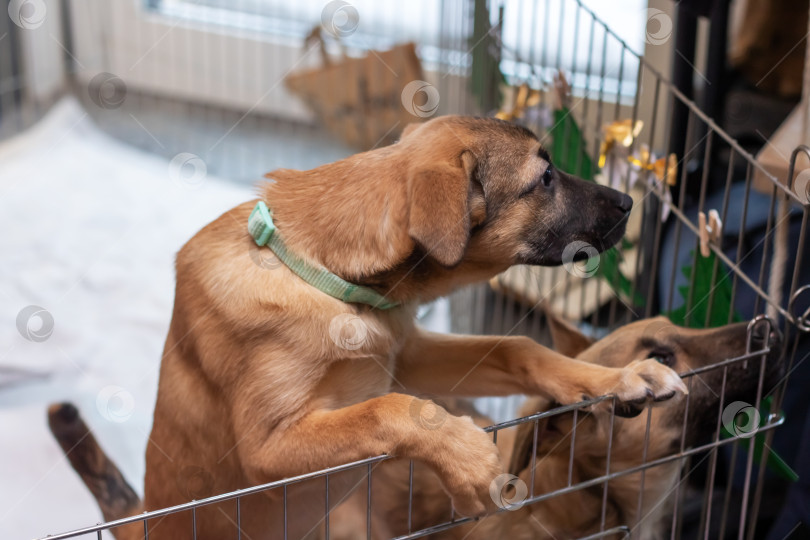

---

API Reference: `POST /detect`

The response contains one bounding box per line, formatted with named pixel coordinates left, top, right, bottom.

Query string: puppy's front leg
left=395, top=328, right=686, bottom=406
left=235, top=392, right=502, bottom=517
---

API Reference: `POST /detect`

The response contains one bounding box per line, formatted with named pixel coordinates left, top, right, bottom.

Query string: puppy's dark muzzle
left=591, top=186, right=633, bottom=249
left=566, top=173, right=633, bottom=240
left=529, top=174, right=634, bottom=267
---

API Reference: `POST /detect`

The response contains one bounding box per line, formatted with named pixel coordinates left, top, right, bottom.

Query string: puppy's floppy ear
left=408, top=151, right=477, bottom=267
left=543, top=306, right=596, bottom=357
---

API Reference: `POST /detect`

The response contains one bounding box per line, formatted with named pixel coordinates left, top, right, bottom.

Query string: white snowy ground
left=0, top=99, right=253, bottom=539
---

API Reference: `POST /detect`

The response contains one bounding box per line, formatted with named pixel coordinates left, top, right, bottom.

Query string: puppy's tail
left=47, top=403, right=143, bottom=537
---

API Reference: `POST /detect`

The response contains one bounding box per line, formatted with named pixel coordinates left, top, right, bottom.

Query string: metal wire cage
left=3, top=0, right=808, bottom=539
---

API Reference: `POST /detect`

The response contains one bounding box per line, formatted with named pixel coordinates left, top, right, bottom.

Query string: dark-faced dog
left=48, top=116, right=687, bottom=539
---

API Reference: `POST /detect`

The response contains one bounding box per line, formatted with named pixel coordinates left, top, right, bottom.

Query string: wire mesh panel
left=3, top=0, right=808, bottom=539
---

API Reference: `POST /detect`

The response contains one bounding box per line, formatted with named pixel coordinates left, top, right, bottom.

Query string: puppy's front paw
left=433, top=415, right=503, bottom=517
left=610, top=359, right=688, bottom=417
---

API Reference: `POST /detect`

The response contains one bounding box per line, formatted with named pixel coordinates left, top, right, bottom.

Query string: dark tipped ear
left=408, top=152, right=477, bottom=267
left=544, top=307, right=596, bottom=357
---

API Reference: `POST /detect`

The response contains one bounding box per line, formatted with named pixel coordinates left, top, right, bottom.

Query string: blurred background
left=1, top=0, right=810, bottom=538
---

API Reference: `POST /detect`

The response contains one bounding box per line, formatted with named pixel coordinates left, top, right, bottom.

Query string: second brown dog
left=331, top=313, right=781, bottom=539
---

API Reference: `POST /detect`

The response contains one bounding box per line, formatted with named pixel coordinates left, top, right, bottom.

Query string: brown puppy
left=342, top=314, right=781, bottom=539
left=48, top=116, right=687, bottom=540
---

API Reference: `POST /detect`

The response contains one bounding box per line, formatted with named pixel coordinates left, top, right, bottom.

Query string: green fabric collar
left=248, top=201, right=399, bottom=310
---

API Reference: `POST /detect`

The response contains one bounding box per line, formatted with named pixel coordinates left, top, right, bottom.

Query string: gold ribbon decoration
left=599, top=119, right=677, bottom=186
left=655, top=153, right=678, bottom=186
left=598, top=119, right=643, bottom=168
left=495, top=83, right=542, bottom=122
left=626, top=147, right=678, bottom=186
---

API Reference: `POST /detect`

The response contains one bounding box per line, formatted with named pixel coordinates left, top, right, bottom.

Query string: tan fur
left=51, top=116, right=688, bottom=540
left=338, top=315, right=776, bottom=539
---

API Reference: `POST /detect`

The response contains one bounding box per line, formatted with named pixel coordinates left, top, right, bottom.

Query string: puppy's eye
left=541, top=166, right=554, bottom=187
left=647, top=350, right=675, bottom=367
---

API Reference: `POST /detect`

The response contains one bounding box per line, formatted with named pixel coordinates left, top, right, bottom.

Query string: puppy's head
left=516, top=314, right=783, bottom=463
left=577, top=316, right=783, bottom=441
left=263, top=116, right=632, bottom=298
left=397, top=117, right=632, bottom=268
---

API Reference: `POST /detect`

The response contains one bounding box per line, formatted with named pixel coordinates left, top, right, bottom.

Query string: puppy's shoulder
left=174, top=200, right=416, bottom=348
left=174, top=201, right=308, bottom=321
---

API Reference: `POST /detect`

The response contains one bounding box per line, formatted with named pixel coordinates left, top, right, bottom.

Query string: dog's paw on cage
left=611, top=358, right=689, bottom=417
left=545, top=358, right=688, bottom=419
left=423, top=413, right=504, bottom=518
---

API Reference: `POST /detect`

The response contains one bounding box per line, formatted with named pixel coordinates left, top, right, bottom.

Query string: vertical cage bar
left=530, top=418, right=539, bottom=496
left=728, top=161, right=754, bottom=324
left=753, top=183, right=780, bottom=316
left=717, top=441, right=740, bottom=540
left=633, top=74, right=663, bottom=320
left=600, top=397, right=616, bottom=531
left=736, top=354, right=769, bottom=539
left=555, top=0, right=565, bottom=72
left=699, top=365, right=728, bottom=538
left=704, top=150, right=737, bottom=326
left=367, top=462, right=373, bottom=540
left=407, top=460, right=414, bottom=533
left=685, top=128, right=714, bottom=327
left=670, top=375, right=694, bottom=538
left=325, top=474, right=330, bottom=539
left=633, top=405, right=653, bottom=537
left=567, top=409, right=577, bottom=487
left=746, top=400, right=779, bottom=540
left=665, top=109, right=697, bottom=312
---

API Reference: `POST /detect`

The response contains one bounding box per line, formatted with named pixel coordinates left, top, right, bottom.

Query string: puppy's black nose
left=616, top=192, right=633, bottom=213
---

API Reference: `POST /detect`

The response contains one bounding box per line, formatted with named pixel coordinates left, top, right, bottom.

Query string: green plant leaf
left=666, top=250, right=742, bottom=328
left=551, top=108, right=593, bottom=180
